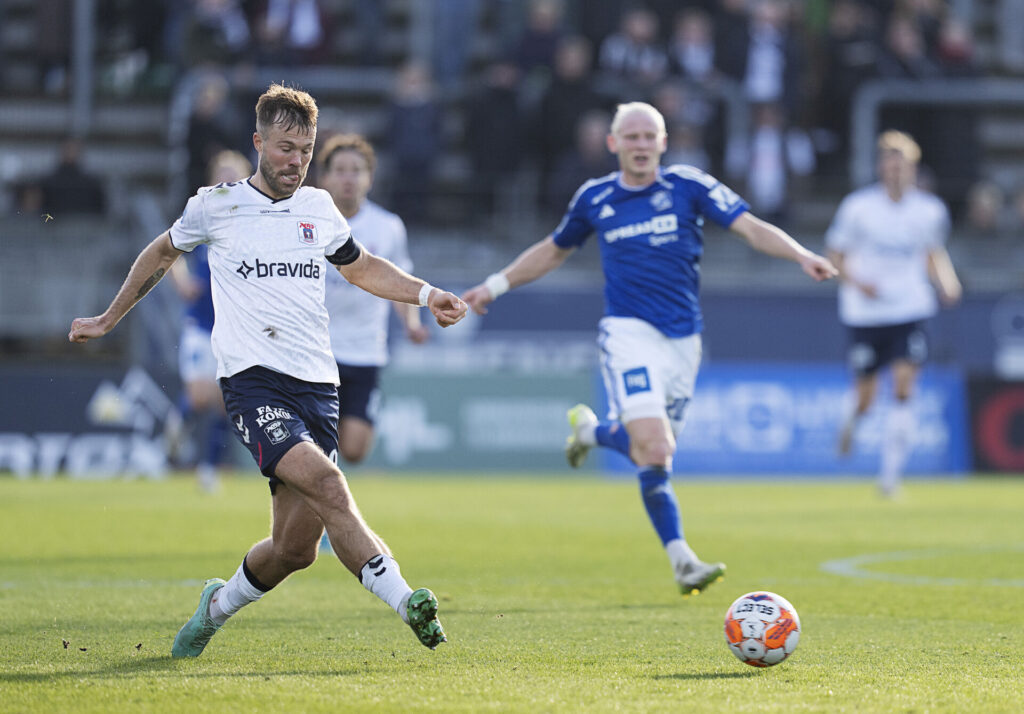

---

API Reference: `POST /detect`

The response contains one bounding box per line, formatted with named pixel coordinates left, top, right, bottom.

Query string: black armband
left=327, top=236, right=361, bottom=266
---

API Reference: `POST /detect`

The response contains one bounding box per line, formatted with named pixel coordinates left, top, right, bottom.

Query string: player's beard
left=259, top=154, right=307, bottom=198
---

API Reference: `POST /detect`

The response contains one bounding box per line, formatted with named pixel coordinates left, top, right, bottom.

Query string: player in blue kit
left=69, top=84, right=466, bottom=655
left=168, top=150, right=253, bottom=492
left=463, top=102, right=836, bottom=595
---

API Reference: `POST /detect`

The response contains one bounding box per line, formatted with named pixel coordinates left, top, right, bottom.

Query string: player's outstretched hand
left=68, top=315, right=112, bottom=343
left=800, top=252, right=838, bottom=282
left=428, top=290, right=468, bottom=328
left=461, top=284, right=494, bottom=315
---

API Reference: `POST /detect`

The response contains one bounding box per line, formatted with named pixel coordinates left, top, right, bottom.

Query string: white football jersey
left=325, top=200, right=412, bottom=367
left=826, top=184, right=949, bottom=327
left=170, top=179, right=352, bottom=384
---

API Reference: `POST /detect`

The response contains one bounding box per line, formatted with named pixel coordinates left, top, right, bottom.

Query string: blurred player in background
left=827, top=130, right=962, bottom=498
left=316, top=133, right=429, bottom=553
left=168, top=149, right=252, bottom=492
left=318, top=134, right=428, bottom=464
left=463, top=102, right=836, bottom=596
left=69, top=84, right=465, bottom=656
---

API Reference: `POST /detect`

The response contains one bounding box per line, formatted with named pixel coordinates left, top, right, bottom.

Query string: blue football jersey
left=552, top=165, right=749, bottom=337
left=183, top=243, right=215, bottom=332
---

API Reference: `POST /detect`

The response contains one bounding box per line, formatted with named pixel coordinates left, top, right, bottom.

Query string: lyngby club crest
left=298, top=221, right=318, bottom=245
left=650, top=190, right=673, bottom=211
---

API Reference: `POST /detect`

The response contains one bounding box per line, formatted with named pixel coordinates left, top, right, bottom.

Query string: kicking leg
left=273, top=441, right=445, bottom=648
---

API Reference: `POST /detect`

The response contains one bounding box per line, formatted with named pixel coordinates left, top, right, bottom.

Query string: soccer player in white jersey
left=463, top=102, right=836, bottom=596
left=826, top=130, right=962, bottom=497
left=318, top=134, right=428, bottom=465
left=69, top=84, right=466, bottom=655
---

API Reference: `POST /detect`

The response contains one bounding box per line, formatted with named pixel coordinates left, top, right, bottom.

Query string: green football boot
left=171, top=578, right=226, bottom=658
left=566, top=403, right=598, bottom=468
left=405, top=588, right=447, bottom=650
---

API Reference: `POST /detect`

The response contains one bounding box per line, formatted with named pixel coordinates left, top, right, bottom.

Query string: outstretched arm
left=338, top=250, right=467, bottom=328
left=729, top=212, right=837, bottom=282
left=69, top=231, right=182, bottom=343
left=928, top=246, right=962, bottom=306
left=462, top=236, right=575, bottom=315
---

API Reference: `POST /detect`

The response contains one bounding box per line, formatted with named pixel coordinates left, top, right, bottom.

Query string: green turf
left=1, top=474, right=1022, bottom=713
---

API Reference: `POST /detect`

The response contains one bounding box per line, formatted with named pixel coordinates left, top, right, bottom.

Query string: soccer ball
left=723, top=591, right=801, bottom=667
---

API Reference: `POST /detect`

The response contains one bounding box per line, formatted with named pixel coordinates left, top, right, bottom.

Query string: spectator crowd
left=13, top=0, right=1024, bottom=238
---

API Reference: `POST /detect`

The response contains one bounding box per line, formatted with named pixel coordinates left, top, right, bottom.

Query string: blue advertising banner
left=600, top=363, right=970, bottom=476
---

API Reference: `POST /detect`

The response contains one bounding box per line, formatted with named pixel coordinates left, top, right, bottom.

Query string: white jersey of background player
left=318, top=134, right=429, bottom=468
left=826, top=130, right=961, bottom=497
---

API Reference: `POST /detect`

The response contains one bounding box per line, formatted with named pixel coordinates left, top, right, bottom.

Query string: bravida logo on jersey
left=623, top=367, right=651, bottom=395
left=298, top=221, right=318, bottom=245
left=235, top=259, right=322, bottom=279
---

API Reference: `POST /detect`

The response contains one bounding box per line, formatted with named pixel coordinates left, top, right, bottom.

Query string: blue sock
left=595, top=421, right=631, bottom=458
left=202, top=416, right=230, bottom=467
left=638, top=466, right=682, bottom=545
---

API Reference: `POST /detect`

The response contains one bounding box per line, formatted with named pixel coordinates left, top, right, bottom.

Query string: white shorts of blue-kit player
left=597, top=316, right=702, bottom=436
left=178, top=323, right=218, bottom=383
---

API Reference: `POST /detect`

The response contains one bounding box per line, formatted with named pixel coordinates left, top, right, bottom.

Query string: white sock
left=665, top=538, right=698, bottom=570
left=578, top=421, right=597, bottom=446
left=360, top=554, right=414, bottom=623
left=880, top=400, right=915, bottom=493
left=209, top=560, right=268, bottom=625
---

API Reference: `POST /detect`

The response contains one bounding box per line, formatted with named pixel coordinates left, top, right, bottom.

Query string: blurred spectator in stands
left=667, top=8, right=718, bottom=86
left=185, top=73, right=249, bottom=197
left=895, top=0, right=945, bottom=54
left=252, top=0, right=331, bottom=66
left=20, top=138, right=107, bottom=216
left=876, top=12, right=941, bottom=80
left=711, top=0, right=752, bottom=82
left=182, top=0, right=252, bottom=68
left=514, top=0, right=567, bottom=81
left=597, top=7, right=669, bottom=90
left=432, top=0, right=482, bottom=92
left=663, top=122, right=711, bottom=172
left=743, top=102, right=815, bottom=226
left=544, top=110, right=616, bottom=214
left=530, top=36, right=609, bottom=210
left=737, top=0, right=807, bottom=123
left=464, top=60, right=525, bottom=221
left=386, top=61, right=442, bottom=224
left=962, top=180, right=1008, bottom=239
left=351, top=0, right=385, bottom=65
left=930, top=15, right=980, bottom=218
left=817, top=0, right=881, bottom=175
left=36, top=0, right=72, bottom=94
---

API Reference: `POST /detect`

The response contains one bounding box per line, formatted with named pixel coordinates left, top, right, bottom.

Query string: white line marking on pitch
left=820, top=544, right=1024, bottom=587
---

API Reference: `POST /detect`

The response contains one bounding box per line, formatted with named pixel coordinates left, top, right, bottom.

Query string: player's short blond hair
left=877, top=130, right=921, bottom=163
left=610, top=102, right=666, bottom=138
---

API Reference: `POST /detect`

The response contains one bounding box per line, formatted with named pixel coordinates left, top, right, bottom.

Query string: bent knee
left=631, top=440, right=674, bottom=468
left=276, top=544, right=318, bottom=572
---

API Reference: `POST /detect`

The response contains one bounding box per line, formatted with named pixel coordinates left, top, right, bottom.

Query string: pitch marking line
left=820, top=544, right=1024, bottom=587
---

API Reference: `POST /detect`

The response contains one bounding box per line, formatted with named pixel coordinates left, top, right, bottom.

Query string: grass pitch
left=1, top=474, right=1022, bottom=713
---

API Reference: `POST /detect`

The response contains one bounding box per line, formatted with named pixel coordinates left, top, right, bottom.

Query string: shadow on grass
left=0, top=655, right=362, bottom=683
left=652, top=671, right=758, bottom=680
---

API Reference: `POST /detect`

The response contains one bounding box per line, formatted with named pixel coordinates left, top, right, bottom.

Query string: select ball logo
left=724, top=591, right=801, bottom=667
